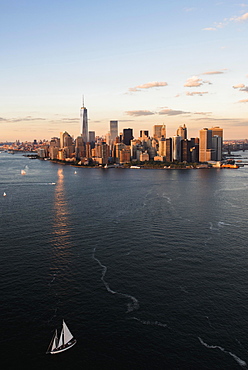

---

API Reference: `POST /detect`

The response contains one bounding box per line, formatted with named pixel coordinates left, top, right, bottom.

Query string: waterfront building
left=75, top=136, right=85, bottom=159
left=189, top=138, right=199, bottom=163
left=140, top=151, right=149, bottom=161
left=119, top=146, right=131, bottom=164
left=211, top=126, right=223, bottom=138
left=212, top=135, right=222, bottom=161
left=166, top=138, right=172, bottom=162
left=181, top=139, right=191, bottom=162
left=172, top=135, right=182, bottom=161
left=199, top=128, right=213, bottom=162
left=115, top=142, right=126, bottom=162
left=60, top=131, right=72, bottom=148
left=80, top=97, right=88, bottom=143
left=158, top=136, right=166, bottom=157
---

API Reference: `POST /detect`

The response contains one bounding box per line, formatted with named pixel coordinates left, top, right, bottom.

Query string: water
left=1, top=152, right=248, bottom=369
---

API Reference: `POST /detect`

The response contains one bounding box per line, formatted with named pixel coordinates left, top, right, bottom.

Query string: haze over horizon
left=1, top=0, right=248, bottom=141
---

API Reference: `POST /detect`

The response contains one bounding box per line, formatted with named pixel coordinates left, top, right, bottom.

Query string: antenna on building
left=82, top=94, right=85, bottom=108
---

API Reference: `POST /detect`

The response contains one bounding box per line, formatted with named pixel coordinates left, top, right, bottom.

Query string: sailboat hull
left=50, top=339, right=77, bottom=354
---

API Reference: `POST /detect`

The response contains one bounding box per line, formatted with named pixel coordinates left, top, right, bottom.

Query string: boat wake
left=92, top=247, right=139, bottom=313
left=129, top=316, right=168, bottom=328
left=198, top=337, right=247, bottom=368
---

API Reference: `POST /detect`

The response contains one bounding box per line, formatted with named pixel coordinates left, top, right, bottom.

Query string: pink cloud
left=129, top=81, right=168, bottom=92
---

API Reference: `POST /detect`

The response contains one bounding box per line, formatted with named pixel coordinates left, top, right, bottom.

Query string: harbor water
left=1, top=152, right=248, bottom=369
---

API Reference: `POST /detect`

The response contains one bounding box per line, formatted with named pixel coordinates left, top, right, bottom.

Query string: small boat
left=74, top=171, right=77, bottom=174
left=3, top=192, right=6, bottom=197
left=46, top=320, right=76, bottom=354
left=21, top=169, right=26, bottom=175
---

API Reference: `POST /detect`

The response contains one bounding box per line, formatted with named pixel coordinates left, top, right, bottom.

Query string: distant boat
left=46, top=320, right=76, bottom=355
left=3, top=192, right=6, bottom=197
left=130, top=166, right=140, bottom=169
left=21, top=170, right=26, bottom=175
left=74, top=171, right=77, bottom=174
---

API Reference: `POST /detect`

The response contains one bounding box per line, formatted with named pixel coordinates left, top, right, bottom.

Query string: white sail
left=51, top=330, right=58, bottom=351
left=58, top=327, right=64, bottom=348
left=63, top=320, right=74, bottom=344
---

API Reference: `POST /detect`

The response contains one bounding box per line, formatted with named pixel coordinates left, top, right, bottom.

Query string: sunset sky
left=1, top=0, right=248, bottom=141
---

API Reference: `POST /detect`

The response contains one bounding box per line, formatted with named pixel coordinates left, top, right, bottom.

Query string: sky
left=1, top=0, right=248, bottom=141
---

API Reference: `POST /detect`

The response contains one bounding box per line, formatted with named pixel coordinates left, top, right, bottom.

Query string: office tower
left=189, top=138, right=199, bottom=162
left=177, top=124, right=187, bottom=140
left=140, top=130, right=149, bottom=138
left=212, top=136, right=222, bottom=161
left=153, top=124, right=166, bottom=139
left=75, top=136, right=84, bottom=159
left=199, top=128, right=213, bottom=162
left=211, top=126, right=223, bottom=138
left=115, top=142, right=126, bottom=162
left=211, top=127, right=223, bottom=161
left=120, top=147, right=131, bottom=164
left=172, top=136, right=181, bottom=161
left=80, top=97, right=88, bottom=143
left=181, top=139, right=191, bottom=162
left=110, top=121, right=118, bottom=142
left=60, top=131, right=72, bottom=148
left=158, top=136, right=166, bottom=157
left=166, top=138, right=172, bottom=162
left=89, top=131, right=95, bottom=143
left=123, top=128, right=133, bottom=145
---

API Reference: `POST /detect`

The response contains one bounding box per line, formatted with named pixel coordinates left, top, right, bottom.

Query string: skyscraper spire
left=80, top=96, right=88, bottom=142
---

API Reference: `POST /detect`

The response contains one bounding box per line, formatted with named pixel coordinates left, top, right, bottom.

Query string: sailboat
left=46, top=320, right=76, bottom=354
left=21, top=169, right=26, bottom=175
left=3, top=192, right=6, bottom=197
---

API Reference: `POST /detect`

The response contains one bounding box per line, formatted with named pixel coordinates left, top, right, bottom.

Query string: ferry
left=221, top=164, right=239, bottom=169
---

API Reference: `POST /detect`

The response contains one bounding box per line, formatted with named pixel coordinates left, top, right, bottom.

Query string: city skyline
left=1, top=0, right=248, bottom=141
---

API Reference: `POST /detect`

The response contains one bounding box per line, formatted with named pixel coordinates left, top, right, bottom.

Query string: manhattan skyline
left=1, top=0, right=248, bottom=141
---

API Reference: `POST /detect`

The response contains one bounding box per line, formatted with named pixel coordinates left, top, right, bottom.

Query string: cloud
left=202, top=71, right=224, bottom=75
left=0, top=116, right=46, bottom=123
left=61, top=118, right=79, bottom=122
left=186, top=91, right=208, bottom=96
left=194, top=112, right=212, bottom=115
left=202, top=27, right=217, bottom=31
left=125, top=110, right=155, bottom=116
left=129, top=81, right=168, bottom=92
left=233, top=84, right=248, bottom=92
left=238, top=99, right=248, bottom=103
left=158, top=108, right=189, bottom=116
left=203, top=10, right=248, bottom=31
left=233, top=84, right=245, bottom=89
left=240, top=86, right=248, bottom=92
left=125, top=108, right=190, bottom=116
left=236, top=12, right=248, bottom=21
left=184, top=76, right=211, bottom=87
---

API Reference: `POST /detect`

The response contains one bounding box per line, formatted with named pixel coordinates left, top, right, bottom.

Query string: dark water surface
left=1, top=152, right=248, bottom=369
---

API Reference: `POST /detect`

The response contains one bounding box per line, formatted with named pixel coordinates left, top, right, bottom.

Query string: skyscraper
left=199, top=128, right=213, bottom=162
left=110, top=121, right=118, bottom=142
left=177, top=124, right=187, bottom=140
left=80, top=96, right=88, bottom=143
left=153, top=124, right=166, bottom=139
left=172, top=136, right=182, bottom=161
left=123, top=128, right=133, bottom=145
